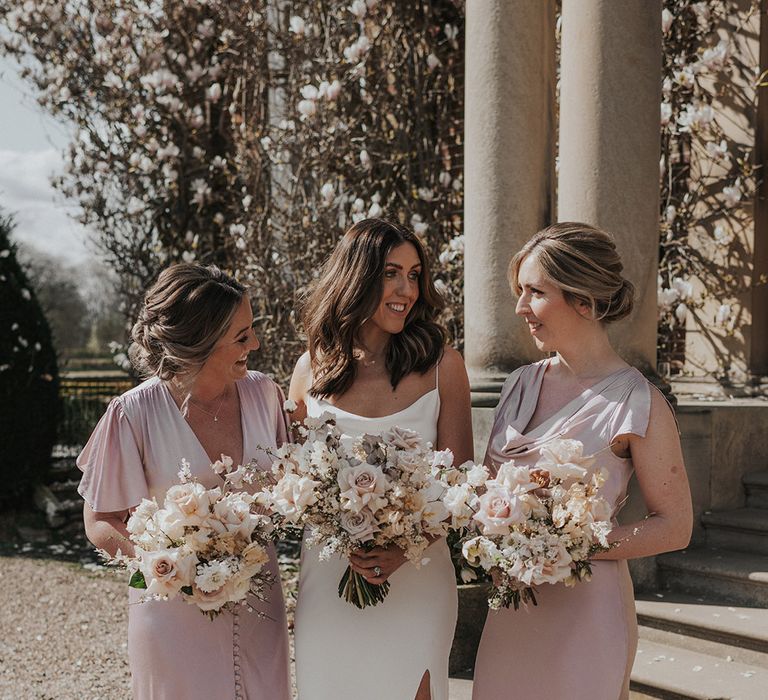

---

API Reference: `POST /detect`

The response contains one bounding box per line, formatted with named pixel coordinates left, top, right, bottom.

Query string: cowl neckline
left=500, top=359, right=638, bottom=458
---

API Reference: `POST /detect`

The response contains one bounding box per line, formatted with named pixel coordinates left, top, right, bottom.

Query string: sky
left=0, top=56, right=93, bottom=264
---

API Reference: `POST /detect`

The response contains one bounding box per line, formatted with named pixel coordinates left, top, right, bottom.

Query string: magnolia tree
left=657, top=0, right=760, bottom=381
left=0, top=0, right=464, bottom=383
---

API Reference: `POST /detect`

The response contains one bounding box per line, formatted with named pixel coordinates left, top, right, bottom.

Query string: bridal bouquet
left=258, top=412, right=469, bottom=608
left=106, top=456, right=276, bottom=618
left=462, top=438, right=613, bottom=610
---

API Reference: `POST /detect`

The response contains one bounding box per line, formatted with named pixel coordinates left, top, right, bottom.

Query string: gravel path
left=0, top=557, right=131, bottom=700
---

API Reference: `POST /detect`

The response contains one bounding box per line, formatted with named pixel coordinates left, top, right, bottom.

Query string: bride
left=289, top=218, right=473, bottom=700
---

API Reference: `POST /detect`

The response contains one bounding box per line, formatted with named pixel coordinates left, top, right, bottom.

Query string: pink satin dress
left=77, top=371, right=291, bottom=700
left=472, top=359, right=652, bottom=700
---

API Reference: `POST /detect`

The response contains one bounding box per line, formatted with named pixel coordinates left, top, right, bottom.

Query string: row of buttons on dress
left=233, top=606, right=243, bottom=699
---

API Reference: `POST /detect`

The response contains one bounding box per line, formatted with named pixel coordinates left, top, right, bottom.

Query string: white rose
left=491, top=462, right=538, bottom=494
left=430, top=449, right=454, bottom=470
left=466, top=463, right=490, bottom=488
left=126, top=498, right=159, bottom=536
left=462, top=536, right=499, bottom=570
left=270, top=473, right=320, bottom=522
left=164, top=482, right=211, bottom=524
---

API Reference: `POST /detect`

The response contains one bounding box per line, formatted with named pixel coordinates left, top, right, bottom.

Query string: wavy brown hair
left=303, top=218, right=447, bottom=396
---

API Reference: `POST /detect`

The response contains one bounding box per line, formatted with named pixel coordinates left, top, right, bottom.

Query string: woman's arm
left=83, top=503, right=134, bottom=557
left=593, top=389, right=693, bottom=561
left=287, top=351, right=311, bottom=425
left=435, top=346, right=474, bottom=466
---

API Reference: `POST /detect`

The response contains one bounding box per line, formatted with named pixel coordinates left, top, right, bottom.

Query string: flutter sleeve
left=608, top=374, right=653, bottom=442
left=76, top=397, right=150, bottom=513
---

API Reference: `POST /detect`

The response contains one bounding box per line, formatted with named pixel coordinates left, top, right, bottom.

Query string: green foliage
left=0, top=212, right=59, bottom=504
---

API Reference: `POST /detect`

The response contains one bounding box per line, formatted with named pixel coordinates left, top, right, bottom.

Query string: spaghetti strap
left=435, top=358, right=440, bottom=391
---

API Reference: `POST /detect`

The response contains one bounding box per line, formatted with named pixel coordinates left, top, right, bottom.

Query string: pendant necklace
left=188, top=388, right=227, bottom=423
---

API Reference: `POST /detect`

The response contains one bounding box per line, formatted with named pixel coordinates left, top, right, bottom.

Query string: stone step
left=33, top=484, right=83, bottom=528
left=744, top=470, right=768, bottom=510
left=49, top=455, right=81, bottom=483
left=636, top=595, right=768, bottom=667
left=702, top=508, right=768, bottom=555
left=657, top=549, right=768, bottom=607
left=630, top=638, right=766, bottom=699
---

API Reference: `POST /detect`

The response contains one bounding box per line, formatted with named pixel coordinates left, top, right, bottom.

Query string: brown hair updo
left=508, top=222, right=635, bottom=323
left=302, top=218, right=447, bottom=396
left=129, top=263, right=246, bottom=380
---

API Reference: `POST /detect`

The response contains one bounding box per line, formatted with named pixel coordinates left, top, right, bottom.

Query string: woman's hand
left=349, top=545, right=408, bottom=585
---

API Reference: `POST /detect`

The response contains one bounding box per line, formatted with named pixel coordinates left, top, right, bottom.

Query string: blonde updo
left=128, top=263, right=246, bottom=380
left=508, top=222, right=634, bottom=324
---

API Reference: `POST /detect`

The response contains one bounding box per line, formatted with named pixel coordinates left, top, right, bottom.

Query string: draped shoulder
left=604, top=368, right=653, bottom=442
left=76, top=380, right=158, bottom=512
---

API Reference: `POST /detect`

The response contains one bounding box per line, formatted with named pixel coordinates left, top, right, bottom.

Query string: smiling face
left=200, top=296, right=260, bottom=382
left=514, top=253, right=590, bottom=353
left=366, top=241, right=422, bottom=336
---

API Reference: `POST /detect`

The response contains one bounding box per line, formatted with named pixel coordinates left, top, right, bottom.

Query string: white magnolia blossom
left=716, top=303, right=732, bottom=326
left=349, top=0, right=367, bottom=20
left=206, top=82, right=222, bottom=102
left=722, top=183, right=742, bottom=207
left=662, top=8, right=674, bottom=34
left=343, top=34, right=370, bottom=63
left=289, top=16, right=306, bottom=36
left=426, top=53, right=441, bottom=71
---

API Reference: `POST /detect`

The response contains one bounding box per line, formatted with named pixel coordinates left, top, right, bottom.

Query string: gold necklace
left=187, top=388, right=227, bottom=423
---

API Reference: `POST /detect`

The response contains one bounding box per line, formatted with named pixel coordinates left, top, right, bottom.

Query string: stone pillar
left=750, top=1, right=768, bottom=382
left=558, top=0, right=663, bottom=373
left=464, top=0, right=556, bottom=406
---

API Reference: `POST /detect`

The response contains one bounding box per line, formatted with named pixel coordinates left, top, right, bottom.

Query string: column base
left=470, top=377, right=508, bottom=408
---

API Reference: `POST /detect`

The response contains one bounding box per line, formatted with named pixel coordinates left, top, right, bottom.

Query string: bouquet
left=106, top=456, right=276, bottom=618
left=462, top=438, right=613, bottom=610
left=258, top=412, right=471, bottom=608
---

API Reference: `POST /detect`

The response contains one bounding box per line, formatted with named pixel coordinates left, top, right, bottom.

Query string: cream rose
left=383, top=425, right=423, bottom=450
left=271, top=473, right=320, bottom=522
left=138, top=548, right=197, bottom=599
left=473, top=486, right=528, bottom=535
left=126, top=498, right=159, bottom=536
left=337, top=464, right=388, bottom=513
left=165, top=482, right=211, bottom=525
left=339, top=510, right=378, bottom=542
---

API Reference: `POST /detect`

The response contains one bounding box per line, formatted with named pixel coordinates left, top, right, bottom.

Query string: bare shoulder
left=438, top=345, right=470, bottom=399
left=289, top=351, right=312, bottom=400
left=646, top=383, right=678, bottom=434
left=439, top=345, right=468, bottom=378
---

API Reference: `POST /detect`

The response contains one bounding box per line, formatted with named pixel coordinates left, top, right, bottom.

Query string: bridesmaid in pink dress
left=77, top=264, right=291, bottom=700
left=472, top=223, right=693, bottom=700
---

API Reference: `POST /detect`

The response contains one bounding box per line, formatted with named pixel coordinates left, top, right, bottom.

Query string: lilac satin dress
left=77, top=371, right=291, bottom=700
left=472, top=359, right=652, bottom=700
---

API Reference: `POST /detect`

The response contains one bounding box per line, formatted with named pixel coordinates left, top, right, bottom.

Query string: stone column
left=750, top=0, right=768, bottom=382
left=558, top=0, right=663, bottom=373
left=464, top=0, right=557, bottom=405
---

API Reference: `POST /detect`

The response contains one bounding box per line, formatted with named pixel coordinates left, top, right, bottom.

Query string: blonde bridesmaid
left=472, top=223, right=692, bottom=700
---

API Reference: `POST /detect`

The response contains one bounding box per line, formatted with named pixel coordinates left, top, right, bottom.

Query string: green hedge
left=0, top=213, right=59, bottom=504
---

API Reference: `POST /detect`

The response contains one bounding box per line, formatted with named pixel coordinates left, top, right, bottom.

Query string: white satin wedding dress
left=293, top=367, right=458, bottom=700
